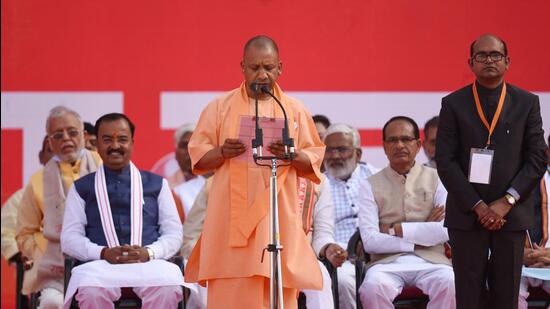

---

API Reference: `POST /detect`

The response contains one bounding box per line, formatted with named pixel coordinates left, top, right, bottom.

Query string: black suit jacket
left=436, top=82, right=547, bottom=231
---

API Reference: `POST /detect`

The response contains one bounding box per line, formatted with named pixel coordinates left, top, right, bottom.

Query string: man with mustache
left=322, top=123, right=378, bottom=309
left=422, top=116, right=438, bottom=169
left=357, top=116, right=454, bottom=309
left=186, top=35, right=325, bottom=308
left=16, top=106, right=101, bottom=308
left=61, top=113, right=184, bottom=308
left=2, top=135, right=54, bottom=307
left=436, top=34, right=547, bottom=309
left=167, top=123, right=197, bottom=189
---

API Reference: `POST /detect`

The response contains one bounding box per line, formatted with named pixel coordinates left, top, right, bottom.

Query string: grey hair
left=173, top=123, right=196, bottom=146
left=324, top=123, right=361, bottom=148
left=45, top=105, right=83, bottom=133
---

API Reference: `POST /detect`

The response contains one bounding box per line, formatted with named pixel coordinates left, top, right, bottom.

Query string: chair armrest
left=64, top=254, right=77, bottom=296
left=168, top=255, right=184, bottom=275
left=319, top=256, right=340, bottom=309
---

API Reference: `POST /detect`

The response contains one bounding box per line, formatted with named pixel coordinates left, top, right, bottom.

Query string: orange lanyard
left=472, top=81, right=507, bottom=147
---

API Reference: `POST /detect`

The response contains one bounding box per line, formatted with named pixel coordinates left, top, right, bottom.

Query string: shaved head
left=243, top=35, right=279, bottom=58
left=241, top=35, right=283, bottom=99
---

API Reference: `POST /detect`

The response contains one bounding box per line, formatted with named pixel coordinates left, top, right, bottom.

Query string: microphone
left=250, top=82, right=263, bottom=159
left=250, top=82, right=261, bottom=94
left=259, top=85, right=295, bottom=160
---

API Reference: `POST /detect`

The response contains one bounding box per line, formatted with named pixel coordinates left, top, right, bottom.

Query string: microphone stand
left=251, top=84, right=294, bottom=309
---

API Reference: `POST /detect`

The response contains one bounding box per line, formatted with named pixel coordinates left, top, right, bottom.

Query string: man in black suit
left=435, top=34, right=547, bottom=309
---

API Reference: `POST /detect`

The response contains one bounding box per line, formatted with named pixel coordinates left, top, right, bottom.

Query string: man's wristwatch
left=146, top=247, right=155, bottom=260
left=504, top=193, right=517, bottom=207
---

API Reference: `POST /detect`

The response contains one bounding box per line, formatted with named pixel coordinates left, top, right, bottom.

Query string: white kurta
left=518, top=170, right=550, bottom=309
left=357, top=176, right=455, bottom=309
left=303, top=176, right=336, bottom=309
left=61, top=178, right=189, bottom=308
left=173, top=175, right=206, bottom=216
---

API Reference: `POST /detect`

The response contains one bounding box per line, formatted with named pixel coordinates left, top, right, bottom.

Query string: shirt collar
left=388, top=161, right=419, bottom=178
left=475, top=80, right=504, bottom=96
left=103, top=164, right=131, bottom=176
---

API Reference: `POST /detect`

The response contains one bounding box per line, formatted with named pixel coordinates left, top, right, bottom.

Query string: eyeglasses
left=325, top=147, right=355, bottom=156
left=384, top=136, right=418, bottom=145
left=472, top=52, right=505, bottom=63
left=50, top=129, right=81, bottom=140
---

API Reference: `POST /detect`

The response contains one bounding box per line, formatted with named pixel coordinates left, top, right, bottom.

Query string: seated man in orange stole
left=185, top=35, right=325, bottom=308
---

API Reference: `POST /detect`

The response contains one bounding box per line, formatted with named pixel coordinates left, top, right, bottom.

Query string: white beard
left=326, top=158, right=356, bottom=180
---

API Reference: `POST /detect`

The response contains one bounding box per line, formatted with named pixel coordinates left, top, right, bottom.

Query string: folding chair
left=14, top=257, right=30, bottom=309
left=347, top=230, right=429, bottom=309
left=64, top=255, right=187, bottom=309
left=527, top=286, right=550, bottom=308
left=297, top=257, right=340, bottom=309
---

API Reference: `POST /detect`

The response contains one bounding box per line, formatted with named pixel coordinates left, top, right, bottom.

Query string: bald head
left=243, top=35, right=279, bottom=58
left=241, top=35, right=282, bottom=99
left=470, top=34, right=508, bottom=57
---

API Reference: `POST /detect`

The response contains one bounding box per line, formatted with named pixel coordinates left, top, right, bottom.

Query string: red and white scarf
left=94, top=162, right=143, bottom=247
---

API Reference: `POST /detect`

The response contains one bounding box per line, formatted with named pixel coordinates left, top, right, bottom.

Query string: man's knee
left=154, top=285, right=183, bottom=299
left=338, top=271, right=355, bottom=291
left=134, top=285, right=183, bottom=303
left=428, top=271, right=455, bottom=296
left=75, top=286, right=121, bottom=304
left=360, top=273, right=400, bottom=299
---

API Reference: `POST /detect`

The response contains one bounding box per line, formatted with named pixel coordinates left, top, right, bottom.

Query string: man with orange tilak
left=185, top=35, right=325, bottom=308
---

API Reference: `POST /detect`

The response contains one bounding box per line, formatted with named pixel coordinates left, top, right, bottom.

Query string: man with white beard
left=322, top=123, right=379, bottom=309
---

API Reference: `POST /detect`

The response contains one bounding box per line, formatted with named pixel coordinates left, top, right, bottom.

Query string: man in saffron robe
left=185, top=35, right=324, bottom=308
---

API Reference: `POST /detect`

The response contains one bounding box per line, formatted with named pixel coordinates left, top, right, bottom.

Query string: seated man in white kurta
left=357, top=116, right=455, bottom=309
left=61, top=113, right=184, bottom=309
left=518, top=138, right=550, bottom=309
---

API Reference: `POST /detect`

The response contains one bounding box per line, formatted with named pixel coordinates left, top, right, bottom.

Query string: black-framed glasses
left=384, top=136, right=418, bottom=145
left=50, top=129, right=80, bottom=140
left=325, top=146, right=355, bottom=156
left=472, top=52, right=505, bottom=63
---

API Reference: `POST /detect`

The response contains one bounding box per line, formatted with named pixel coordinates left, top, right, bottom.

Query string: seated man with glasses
left=322, top=123, right=379, bottom=309
left=357, top=116, right=455, bottom=309
left=16, top=106, right=101, bottom=309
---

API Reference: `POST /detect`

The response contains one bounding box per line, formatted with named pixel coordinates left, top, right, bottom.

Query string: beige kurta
left=1, top=189, right=24, bottom=261
left=186, top=82, right=324, bottom=293
left=15, top=150, right=101, bottom=294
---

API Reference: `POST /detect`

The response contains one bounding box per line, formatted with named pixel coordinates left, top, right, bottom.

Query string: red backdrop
left=2, top=0, right=549, bottom=307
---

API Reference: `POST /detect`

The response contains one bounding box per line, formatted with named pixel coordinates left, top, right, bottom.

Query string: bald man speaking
left=185, top=35, right=325, bottom=308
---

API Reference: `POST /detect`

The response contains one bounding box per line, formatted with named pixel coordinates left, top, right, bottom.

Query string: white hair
left=45, top=105, right=83, bottom=133
left=173, top=123, right=196, bottom=146
left=324, top=123, right=361, bottom=148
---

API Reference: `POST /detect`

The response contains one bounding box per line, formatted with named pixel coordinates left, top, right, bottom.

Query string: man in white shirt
left=518, top=135, right=550, bottom=308
left=322, top=123, right=379, bottom=309
left=357, top=116, right=455, bottom=309
left=166, top=123, right=197, bottom=189
left=61, top=113, right=184, bottom=309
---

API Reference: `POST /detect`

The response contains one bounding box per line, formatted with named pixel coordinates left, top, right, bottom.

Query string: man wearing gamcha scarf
left=61, top=113, right=184, bottom=309
left=16, top=106, right=101, bottom=308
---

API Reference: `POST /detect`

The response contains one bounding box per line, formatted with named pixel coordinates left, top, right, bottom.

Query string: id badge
left=468, top=148, right=494, bottom=184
